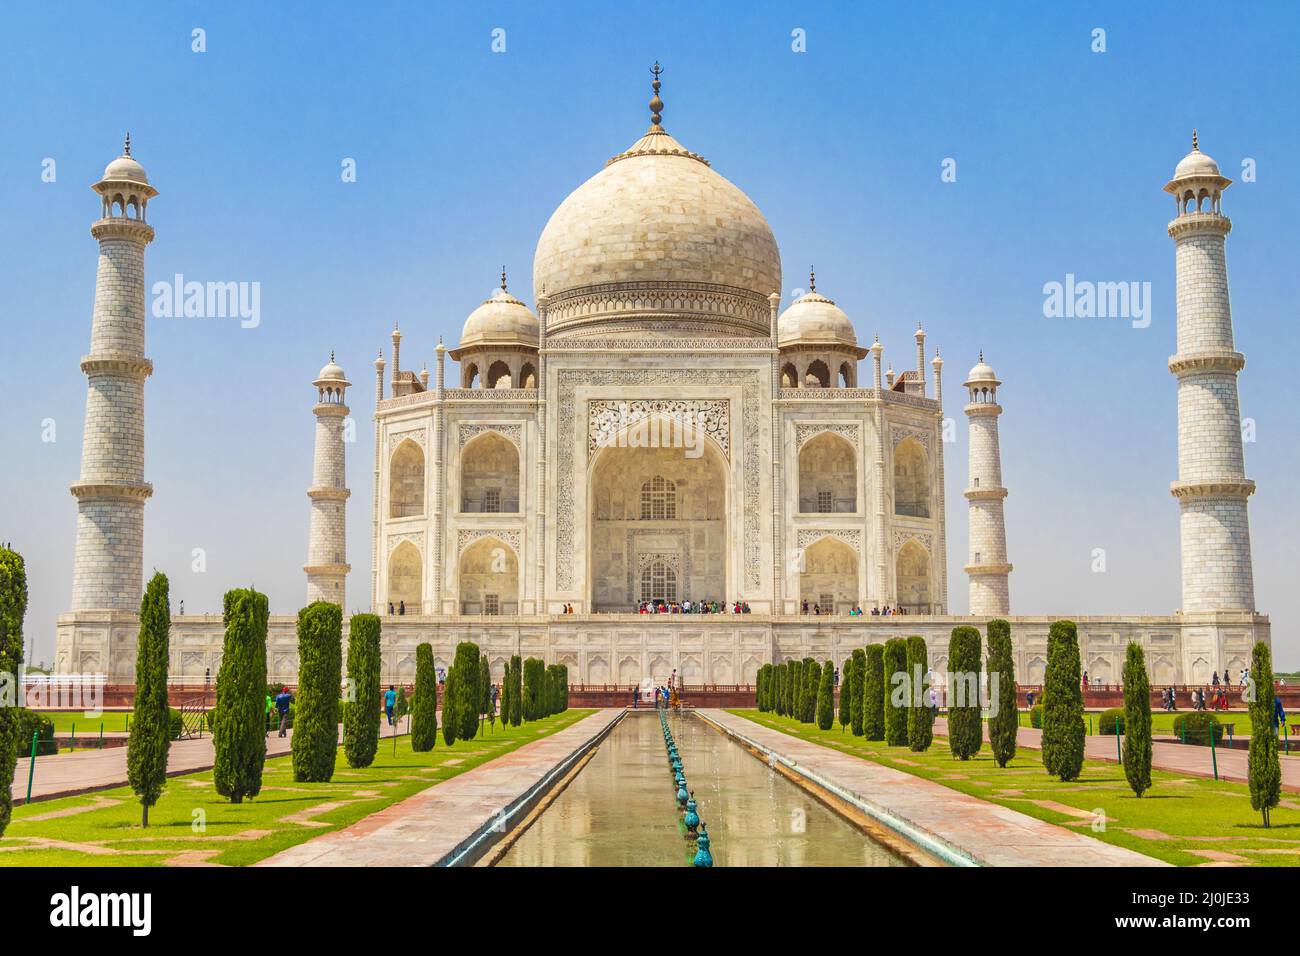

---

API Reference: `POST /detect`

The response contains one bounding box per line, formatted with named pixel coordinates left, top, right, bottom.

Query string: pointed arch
left=895, top=538, right=932, bottom=613
left=781, top=362, right=798, bottom=388
left=387, top=540, right=422, bottom=612
left=800, top=536, right=859, bottom=613
left=799, top=431, right=856, bottom=513
left=458, top=534, right=519, bottom=615
left=486, top=360, right=512, bottom=389
left=519, top=362, right=537, bottom=388
left=461, top=431, right=520, bottom=512
left=389, top=440, right=425, bottom=518
left=893, top=437, right=930, bottom=518
left=805, top=360, right=830, bottom=388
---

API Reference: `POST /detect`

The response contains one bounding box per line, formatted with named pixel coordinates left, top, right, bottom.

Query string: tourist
left=275, top=686, right=292, bottom=737
left=264, top=690, right=274, bottom=736
left=490, top=683, right=499, bottom=714
left=398, top=599, right=405, bottom=615
left=388, top=602, right=394, bottom=615
left=1025, top=690, right=1035, bottom=709
left=871, top=606, right=879, bottom=616
left=1274, top=694, right=1286, bottom=733
left=1082, top=671, right=1089, bottom=691
left=384, top=685, right=397, bottom=726
left=801, top=599, right=809, bottom=615
left=1212, top=671, right=1220, bottom=688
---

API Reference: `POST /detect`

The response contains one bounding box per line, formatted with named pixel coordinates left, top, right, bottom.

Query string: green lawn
left=730, top=709, right=1300, bottom=867
left=1015, top=709, right=1257, bottom=737
left=38, top=711, right=133, bottom=734
left=0, top=709, right=591, bottom=867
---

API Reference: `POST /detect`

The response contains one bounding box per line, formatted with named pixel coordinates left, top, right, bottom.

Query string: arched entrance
left=895, top=538, right=932, bottom=613
left=800, top=536, right=859, bottom=613
left=387, top=541, right=422, bottom=613
left=458, top=535, right=519, bottom=615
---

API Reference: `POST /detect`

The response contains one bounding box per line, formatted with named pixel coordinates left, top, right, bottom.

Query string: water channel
left=497, top=711, right=908, bottom=866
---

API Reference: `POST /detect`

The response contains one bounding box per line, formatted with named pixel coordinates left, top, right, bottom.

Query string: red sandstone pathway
left=931, top=718, right=1300, bottom=793
left=256, top=709, right=624, bottom=867
left=706, top=709, right=1166, bottom=867
left=9, top=716, right=410, bottom=804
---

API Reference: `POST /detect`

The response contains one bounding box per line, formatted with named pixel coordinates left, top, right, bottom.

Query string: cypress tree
left=850, top=648, right=866, bottom=736
left=127, top=572, right=171, bottom=826
left=756, top=664, right=768, bottom=711
left=838, top=658, right=852, bottom=730
left=883, top=639, right=908, bottom=745
left=450, top=642, right=481, bottom=740
left=1121, top=641, right=1152, bottom=797
left=500, top=657, right=513, bottom=725
left=0, top=546, right=28, bottom=839
left=523, top=658, right=544, bottom=720
left=948, top=626, right=983, bottom=760
left=816, top=660, right=835, bottom=730
left=558, top=664, right=569, bottom=713
left=906, top=635, right=933, bottom=752
left=863, top=644, right=886, bottom=741
left=411, top=642, right=438, bottom=751
left=803, top=658, right=819, bottom=723
left=344, top=613, right=382, bottom=769
left=442, top=664, right=460, bottom=745
left=479, top=653, right=492, bottom=728
left=213, top=588, right=269, bottom=804
left=986, top=619, right=1018, bottom=768
left=1247, top=641, right=1281, bottom=826
left=772, top=664, right=784, bottom=716
left=508, top=654, right=523, bottom=726
left=292, top=601, right=343, bottom=782
left=792, top=659, right=804, bottom=720
left=1041, top=620, right=1085, bottom=781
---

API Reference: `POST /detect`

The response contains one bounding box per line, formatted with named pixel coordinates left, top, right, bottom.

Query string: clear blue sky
left=2, top=0, right=1296, bottom=665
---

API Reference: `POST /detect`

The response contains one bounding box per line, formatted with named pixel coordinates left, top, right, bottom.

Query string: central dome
left=533, top=119, right=782, bottom=340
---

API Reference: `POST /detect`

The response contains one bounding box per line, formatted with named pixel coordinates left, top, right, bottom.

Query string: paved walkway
left=932, top=718, right=1300, bottom=792
left=704, top=709, right=1166, bottom=867
left=10, top=716, right=410, bottom=804
left=257, top=709, right=624, bottom=867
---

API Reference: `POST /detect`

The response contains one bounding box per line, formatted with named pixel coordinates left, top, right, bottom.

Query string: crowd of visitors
left=637, top=599, right=751, bottom=614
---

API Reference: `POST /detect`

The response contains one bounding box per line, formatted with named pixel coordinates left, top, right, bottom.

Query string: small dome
left=102, top=153, right=149, bottom=185
left=317, top=354, right=347, bottom=382
left=460, top=287, right=539, bottom=349
left=778, top=290, right=857, bottom=348
left=965, top=355, right=999, bottom=385
left=1173, top=147, right=1220, bottom=180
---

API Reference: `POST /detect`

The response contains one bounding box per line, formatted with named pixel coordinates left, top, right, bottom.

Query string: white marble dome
left=778, top=290, right=857, bottom=348
left=459, top=287, right=539, bottom=349
left=1174, top=147, right=1220, bottom=180
left=532, top=126, right=782, bottom=338
left=316, top=355, right=347, bottom=383
left=965, top=356, right=999, bottom=385
left=102, top=153, right=149, bottom=185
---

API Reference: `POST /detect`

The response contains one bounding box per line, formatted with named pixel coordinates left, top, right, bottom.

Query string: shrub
left=212, top=588, right=269, bottom=804
left=411, top=643, right=438, bottom=751
left=508, top=655, right=522, bottom=726
left=1097, top=708, right=1126, bottom=735
left=906, top=635, right=933, bottom=752
left=986, top=620, right=1018, bottom=768
left=128, top=572, right=172, bottom=826
left=1042, top=620, right=1085, bottom=782
left=850, top=648, right=866, bottom=736
left=838, top=658, right=852, bottom=730
left=292, top=602, right=342, bottom=782
left=1247, top=641, right=1281, bottom=827
left=344, top=614, right=382, bottom=769
left=12, top=710, right=56, bottom=757
left=947, top=627, right=982, bottom=760
left=863, top=645, right=886, bottom=741
left=1029, top=703, right=1043, bottom=729
left=883, top=639, right=908, bottom=746
left=449, top=642, right=481, bottom=740
left=1172, top=712, right=1223, bottom=745
left=1122, top=642, right=1152, bottom=797
left=816, top=661, right=835, bottom=731
left=394, top=686, right=409, bottom=720
left=0, top=546, right=28, bottom=839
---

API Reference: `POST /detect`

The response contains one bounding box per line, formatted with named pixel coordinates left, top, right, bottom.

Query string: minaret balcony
left=1167, top=349, right=1245, bottom=376
left=963, top=486, right=1008, bottom=501
left=1169, top=479, right=1255, bottom=501
left=1167, top=214, right=1231, bottom=240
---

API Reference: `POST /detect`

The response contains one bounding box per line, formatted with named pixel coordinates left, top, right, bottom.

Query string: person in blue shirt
left=275, top=687, right=292, bottom=737
left=1274, top=694, right=1286, bottom=733
left=384, top=685, right=397, bottom=726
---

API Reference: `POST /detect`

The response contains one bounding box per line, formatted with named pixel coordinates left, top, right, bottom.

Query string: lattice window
left=639, top=561, right=677, bottom=604
left=817, top=490, right=833, bottom=513
left=484, top=593, right=500, bottom=616
left=484, top=489, right=501, bottom=513
left=819, top=593, right=834, bottom=612
left=640, top=476, right=677, bottom=520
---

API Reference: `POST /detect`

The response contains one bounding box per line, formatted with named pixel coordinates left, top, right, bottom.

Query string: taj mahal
left=54, top=73, right=1269, bottom=689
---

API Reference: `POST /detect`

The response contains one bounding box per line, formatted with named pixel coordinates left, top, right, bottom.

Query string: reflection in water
left=497, top=711, right=905, bottom=867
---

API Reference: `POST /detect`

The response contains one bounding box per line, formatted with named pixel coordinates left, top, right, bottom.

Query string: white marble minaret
left=304, top=354, right=351, bottom=604
left=1164, top=133, right=1255, bottom=613
left=964, top=354, right=1012, bottom=615
left=69, top=137, right=156, bottom=613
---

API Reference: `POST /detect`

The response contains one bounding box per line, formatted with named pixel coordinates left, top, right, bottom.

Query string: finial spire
left=1192, top=128, right=1199, bottom=151
left=123, top=132, right=132, bottom=157
left=330, top=349, right=335, bottom=362
left=649, top=61, right=664, bottom=130
left=979, top=349, right=984, bottom=362
left=501, top=266, right=507, bottom=291
left=808, top=266, right=815, bottom=293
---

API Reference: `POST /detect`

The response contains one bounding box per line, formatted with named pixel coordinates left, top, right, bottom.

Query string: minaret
left=1164, top=133, right=1255, bottom=613
left=964, top=354, right=1012, bottom=615
left=304, top=353, right=351, bottom=604
left=914, top=323, right=926, bottom=397
left=69, top=136, right=157, bottom=612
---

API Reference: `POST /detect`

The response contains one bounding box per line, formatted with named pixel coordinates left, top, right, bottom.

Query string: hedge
left=1172, top=712, right=1223, bottom=746
left=1097, top=708, right=1126, bottom=735
left=212, top=588, right=269, bottom=804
